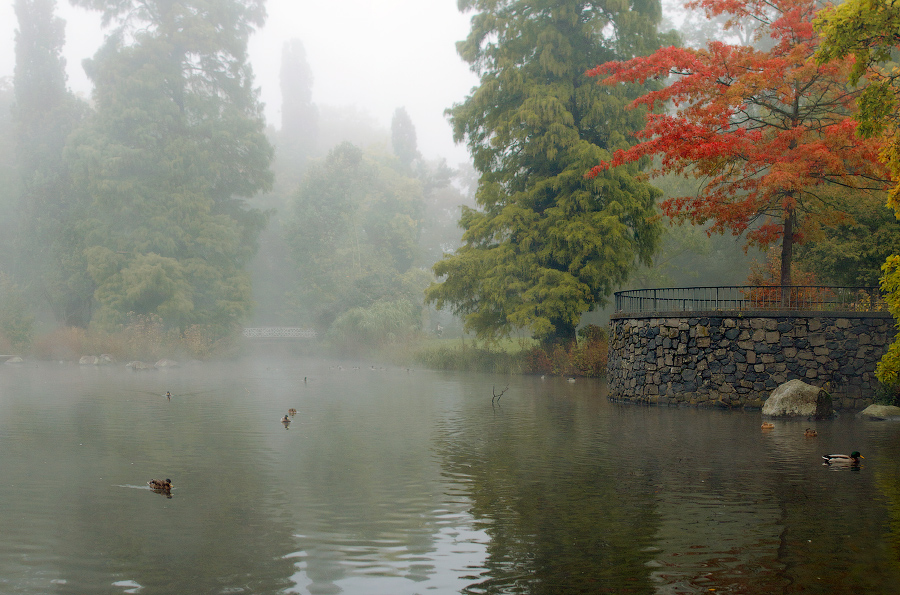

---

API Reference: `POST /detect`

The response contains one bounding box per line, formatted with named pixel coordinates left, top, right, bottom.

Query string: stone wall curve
left=607, top=311, right=896, bottom=411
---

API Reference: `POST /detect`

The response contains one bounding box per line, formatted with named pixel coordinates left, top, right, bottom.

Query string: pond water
left=1, top=356, right=899, bottom=595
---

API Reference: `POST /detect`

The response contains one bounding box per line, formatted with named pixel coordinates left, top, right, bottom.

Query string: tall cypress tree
left=426, top=0, right=672, bottom=347
left=278, top=39, right=317, bottom=186
left=391, top=106, right=419, bottom=169
left=66, top=0, right=273, bottom=334
left=13, top=0, right=91, bottom=327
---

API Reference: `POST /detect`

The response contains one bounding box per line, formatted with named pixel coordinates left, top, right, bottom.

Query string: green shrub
left=874, top=382, right=900, bottom=407
left=325, top=299, right=422, bottom=354
left=0, top=273, right=34, bottom=352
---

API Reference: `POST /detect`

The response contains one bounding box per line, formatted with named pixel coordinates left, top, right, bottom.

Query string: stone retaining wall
left=607, top=312, right=896, bottom=411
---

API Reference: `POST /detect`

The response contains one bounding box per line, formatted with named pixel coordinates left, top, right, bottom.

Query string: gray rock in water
left=4, top=356, right=24, bottom=364
left=155, top=359, right=179, bottom=368
left=126, top=361, right=156, bottom=370
left=858, top=404, right=900, bottom=420
left=79, top=355, right=99, bottom=365
left=762, top=379, right=834, bottom=419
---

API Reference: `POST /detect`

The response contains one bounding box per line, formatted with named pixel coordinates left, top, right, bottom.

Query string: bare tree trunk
left=780, top=205, right=795, bottom=307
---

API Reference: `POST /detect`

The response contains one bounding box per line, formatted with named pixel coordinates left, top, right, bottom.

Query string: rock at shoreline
left=858, top=404, right=900, bottom=420
left=155, top=359, right=179, bottom=368
left=79, top=354, right=115, bottom=365
left=126, top=361, right=156, bottom=370
left=762, top=379, right=834, bottom=419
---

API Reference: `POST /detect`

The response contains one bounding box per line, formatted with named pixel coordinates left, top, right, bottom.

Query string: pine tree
left=427, top=0, right=672, bottom=347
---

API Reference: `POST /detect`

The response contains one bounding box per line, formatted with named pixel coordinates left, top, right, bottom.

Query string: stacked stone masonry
left=607, top=313, right=895, bottom=411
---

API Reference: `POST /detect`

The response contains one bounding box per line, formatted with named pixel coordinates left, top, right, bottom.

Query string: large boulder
left=858, top=404, right=900, bottom=420
left=762, top=379, right=833, bottom=418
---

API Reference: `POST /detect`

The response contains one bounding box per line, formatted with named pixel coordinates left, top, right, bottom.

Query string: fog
left=0, top=0, right=808, bottom=358
left=0, top=0, right=478, bottom=165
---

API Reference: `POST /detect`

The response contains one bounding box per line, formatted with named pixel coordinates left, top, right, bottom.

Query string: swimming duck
left=761, top=422, right=774, bottom=430
left=804, top=428, right=818, bottom=437
left=148, top=478, right=172, bottom=490
left=822, top=451, right=863, bottom=465
left=288, top=408, right=297, bottom=416
left=281, top=415, right=291, bottom=423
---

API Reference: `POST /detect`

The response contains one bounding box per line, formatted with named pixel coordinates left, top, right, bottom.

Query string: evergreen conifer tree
left=66, top=0, right=273, bottom=335
left=427, top=0, right=672, bottom=347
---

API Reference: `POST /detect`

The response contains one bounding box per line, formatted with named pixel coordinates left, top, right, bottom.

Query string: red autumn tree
left=586, top=0, right=890, bottom=299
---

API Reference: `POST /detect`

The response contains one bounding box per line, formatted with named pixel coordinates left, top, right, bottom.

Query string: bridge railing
left=614, top=286, right=887, bottom=315
left=242, top=327, right=318, bottom=339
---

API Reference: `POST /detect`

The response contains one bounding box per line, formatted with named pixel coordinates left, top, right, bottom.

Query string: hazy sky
left=0, top=0, right=479, bottom=164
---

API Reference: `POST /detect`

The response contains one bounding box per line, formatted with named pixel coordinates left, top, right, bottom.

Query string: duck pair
left=148, top=478, right=172, bottom=490
left=760, top=423, right=817, bottom=438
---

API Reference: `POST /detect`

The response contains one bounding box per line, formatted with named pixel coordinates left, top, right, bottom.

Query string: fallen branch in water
left=492, top=385, right=509, bottom=405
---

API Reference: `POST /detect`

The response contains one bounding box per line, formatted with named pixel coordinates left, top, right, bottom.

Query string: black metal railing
left=614, top=286, right=888, bottom=315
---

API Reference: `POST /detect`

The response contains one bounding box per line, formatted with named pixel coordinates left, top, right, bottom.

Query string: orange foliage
left=523, top=326, right=608, bottom=377
left=744, top=247, right=819, bottom=308
left=747, top=247, right=816, bottom=287
left=586, top=0, right=890, bottom=256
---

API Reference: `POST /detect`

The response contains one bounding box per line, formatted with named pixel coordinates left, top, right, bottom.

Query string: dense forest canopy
left=0, top=0, right=897, bottom=362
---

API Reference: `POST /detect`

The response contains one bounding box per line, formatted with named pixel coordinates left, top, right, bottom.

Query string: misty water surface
left=1, top=356, right=899, bottom=594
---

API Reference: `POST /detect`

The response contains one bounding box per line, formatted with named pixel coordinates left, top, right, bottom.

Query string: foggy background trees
left=0, top=0, right=895, bottom=358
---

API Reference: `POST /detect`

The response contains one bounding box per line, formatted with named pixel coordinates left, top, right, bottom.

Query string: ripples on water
left=0, top=358, right=899, bottom=594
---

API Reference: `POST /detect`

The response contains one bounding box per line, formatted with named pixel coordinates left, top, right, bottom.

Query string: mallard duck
left=288, top=408, right=297, bottom=416
left=804, top=428, right=818, bottom=437
left=822, top=451, right=863, bottom=465
left=166, top=391, right=171, bottom=400
left=148, top=478, right=172, bottom=490
left=761, top=422, right=774, bottom=430
left=281, top=415, right=291, bottom=423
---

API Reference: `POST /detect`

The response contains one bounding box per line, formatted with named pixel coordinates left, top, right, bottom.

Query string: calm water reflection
left=1, top=357, right=899, bottom=594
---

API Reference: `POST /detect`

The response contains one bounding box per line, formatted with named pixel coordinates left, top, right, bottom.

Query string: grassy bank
left=29, top=315, right=240, bottom=363
left=413, top=326, right=608, bottom=377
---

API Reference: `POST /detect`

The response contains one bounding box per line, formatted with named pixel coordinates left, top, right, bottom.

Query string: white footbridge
left=242, top=327, right=318, bottom=339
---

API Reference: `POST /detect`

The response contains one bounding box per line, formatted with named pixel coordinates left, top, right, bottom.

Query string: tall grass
left=31, top=314, right=239, bottom=362
left=416, top=325, right=609, bottom=377
left=416, top=342, right=529, bottom=374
